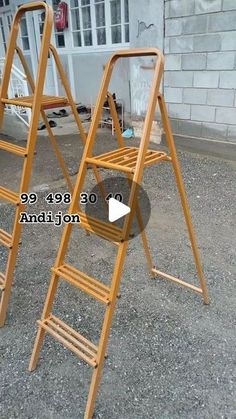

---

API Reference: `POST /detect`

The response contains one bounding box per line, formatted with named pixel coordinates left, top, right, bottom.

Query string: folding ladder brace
left=0, top=1, right=93, bottom=327
left=29, top=49, right=209, bottom=418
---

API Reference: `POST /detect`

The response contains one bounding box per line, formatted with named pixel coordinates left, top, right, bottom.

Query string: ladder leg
left=40, top=109, right=74, bottom=194
left=49, top=44, right=87, bottom=145
left=129, top=178, right=154, bottom=274
left=107, top=92, right=154, bottom=273
left=85, top=242, right=128, bottom=419
left=0, top=5, right=53, bottom=325
left=29, top=325, right=46, bottom=371
left=158, top=94, right=209, bottom=304
left=16, top=47, right=74, bottom=195
left=0, top=208, right=23, bottom=326
left=49, top=44, right=107, bottom=202
left=136, top=206, right=154, bottom=273
left=29, top=273, right=60, bottom=371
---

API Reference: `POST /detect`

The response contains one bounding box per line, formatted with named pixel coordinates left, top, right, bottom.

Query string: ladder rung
left=0, top=229, right=13, bottom=248
left=78, top=212, right=124, bottom=243
left=0, top=139, right=27, bottom=156
left=38, top=315, right=98, bottom=367
left=86, top=147, right=168, bottom=173
left=52, top=264, right=111, bottom=305
left=1, top=95, right=68, bottom=109
left=0, top=186, right=19, bottom=205
left=0, top=272, right=5, bottom=291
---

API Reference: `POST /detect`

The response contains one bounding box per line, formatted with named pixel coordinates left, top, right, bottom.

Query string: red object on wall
left=55, top=2, right=68, bottom=31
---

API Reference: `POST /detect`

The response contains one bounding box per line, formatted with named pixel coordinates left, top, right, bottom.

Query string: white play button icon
left=108, top=197, right=130, bottom=223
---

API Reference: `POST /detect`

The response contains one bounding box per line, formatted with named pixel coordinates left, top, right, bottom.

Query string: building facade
left=0, top=0, right=236, bottom=148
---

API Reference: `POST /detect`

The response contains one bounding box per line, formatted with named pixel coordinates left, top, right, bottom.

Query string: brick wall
left=164, top=0, right=236, bottom=143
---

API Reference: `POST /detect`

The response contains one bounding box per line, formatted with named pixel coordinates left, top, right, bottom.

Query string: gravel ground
left=0, top=133, right=236, bottom=419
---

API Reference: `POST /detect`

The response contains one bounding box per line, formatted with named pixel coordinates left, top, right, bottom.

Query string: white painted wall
left=129, top=0, right=164, bottom=117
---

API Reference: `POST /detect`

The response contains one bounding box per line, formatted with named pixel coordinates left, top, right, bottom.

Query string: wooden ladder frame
left=0, top=1, right=90, bottom=326
left=29, top=48, right=209, bottom=419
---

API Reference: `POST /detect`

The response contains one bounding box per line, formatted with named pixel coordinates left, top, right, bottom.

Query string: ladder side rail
left=15, top=46, right=34, bottom=92
left=49, top=44, right=87, bottom=145
left=8, top=54, right=31, bottom=126
left=18, top=4, right=53, bottom=190
left=157, top=94, right=209, bottom=304
left=15, top=46, right=74, bottom=193
left=50, top=53, right=117, bottom=270
left=0, top=2, right=54, bottom=326
left=113, top=49, right=164, bottom=241
left=0, top=1, right=52, bottom=126
left=107, top=91, right=125, bottom=148
left=107, top=92, right=154, bottom=272
left=85, top=49, right=164, bottom=418
left=49, top=44, right=108, bottom=201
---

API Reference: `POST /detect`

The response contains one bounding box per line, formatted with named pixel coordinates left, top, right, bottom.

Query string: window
left=18, top=5, right=29, bottom=50
left=110, top=0, right=121, bottom=43
left=0, top=1, right=10, bottom=7
left=6, top=14, right=12, bottom=32
left=95, top=0, right=106, bottom=45
left=0, top=17, right=6, bottom=52
left=52, top=0, right=65, bottom=48
left=20, top=15, right=30, bottom=50
left=70, top=0, right=129, bottom=48
left=124, top=0, right=129, bottom=42
left=0, top=13, right=12, bottom=53
left=71, top=0, right=92, bottom=47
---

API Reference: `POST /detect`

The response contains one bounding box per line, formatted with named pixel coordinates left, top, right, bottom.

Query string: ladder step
left=52, top=264, right=111, bottom=305
left=0, top=229, right=13, bottom=248
left=86, top=147, right=168, bottom=173
left=1, top=95, right=68, bottom=109
left=0, top=272, right=5, bottom=291
left=0, top=139, right=27, bottom=156
left=78, top=212, right=124, bottom=243
left=0, top=186, right=19, bottom=205
left=38, top=315, right=98, bottom=367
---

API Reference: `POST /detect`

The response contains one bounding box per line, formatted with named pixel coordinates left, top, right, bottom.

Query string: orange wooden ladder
left=0, top=2, right=87, bottom=327
left=29, top=49, right=209, bottom=419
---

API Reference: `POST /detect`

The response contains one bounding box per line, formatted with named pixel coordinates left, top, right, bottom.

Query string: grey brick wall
left=164, top=0, right=236, bottom=143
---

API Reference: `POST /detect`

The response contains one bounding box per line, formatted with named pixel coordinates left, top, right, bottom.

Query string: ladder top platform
left=1, top=95, right=68, bottom=109
left=86, top=147, right=169, bottom=173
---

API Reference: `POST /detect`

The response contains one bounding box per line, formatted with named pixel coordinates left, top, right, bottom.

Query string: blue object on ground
left=122, top=128, right=134, bottom=138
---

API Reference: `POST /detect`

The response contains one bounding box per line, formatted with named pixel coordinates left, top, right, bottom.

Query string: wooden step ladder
left=29, top=49, right=209, bottom=418
left=0, top=1, right=88, bottom=327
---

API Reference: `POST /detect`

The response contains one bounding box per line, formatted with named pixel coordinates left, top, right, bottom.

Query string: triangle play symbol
left=108, top=197, right=130, bottom=223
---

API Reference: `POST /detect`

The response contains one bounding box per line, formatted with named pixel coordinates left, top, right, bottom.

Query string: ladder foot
left=0, top=313, right=7, bottom=328
left=202, top=292, right=210, bottom=305
left=29, top=326, right=46, bottom=372
left=0, top=292, right=11, bottom=328
left=149, top=266, right=157, bottom=278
